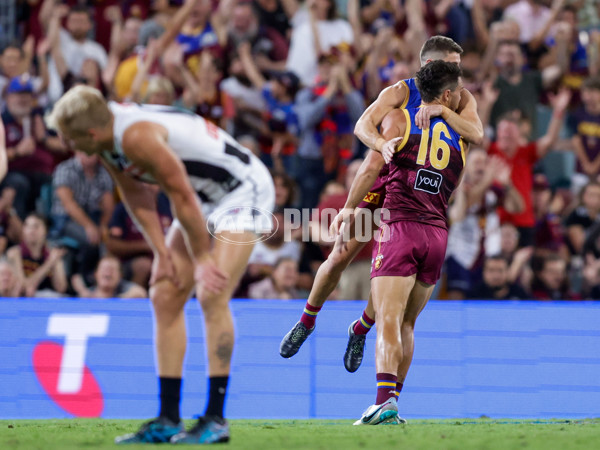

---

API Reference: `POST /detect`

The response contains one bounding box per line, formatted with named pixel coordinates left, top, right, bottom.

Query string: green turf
left=1, top=419, right=599, bottom=449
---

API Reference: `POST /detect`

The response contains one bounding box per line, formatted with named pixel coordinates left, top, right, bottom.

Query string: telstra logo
left=32, top=314, right=109, bottom=417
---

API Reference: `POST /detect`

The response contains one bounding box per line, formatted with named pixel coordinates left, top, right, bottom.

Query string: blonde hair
left=47, top=85, right=111, bottom=135
left=144, top=76, right=175, bottom=104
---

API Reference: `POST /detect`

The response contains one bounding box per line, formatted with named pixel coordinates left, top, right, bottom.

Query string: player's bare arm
left=329, top=150, right=385, bottom=236
left=332, top=109, right=406, bottom=236
left=121, top=122, right=210, bottom=262
left=101, top=161, right=176, bottom=286
left=416, top=88, right=484, bottom=145
left=121, top=122, right=228, bottom=293
left=354, top=82, right=408, bottom=152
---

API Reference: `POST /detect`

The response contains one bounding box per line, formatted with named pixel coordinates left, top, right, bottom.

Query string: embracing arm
left=441, top=90, right=484, bottom=145
left=354, top=82, right=408, bottom=152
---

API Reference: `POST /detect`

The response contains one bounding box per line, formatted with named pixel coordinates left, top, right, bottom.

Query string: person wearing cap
left=0, top=76, right=64, bottom=220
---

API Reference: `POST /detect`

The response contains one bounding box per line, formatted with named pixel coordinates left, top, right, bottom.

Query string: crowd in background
left=1, top=0, right=600, bottom=301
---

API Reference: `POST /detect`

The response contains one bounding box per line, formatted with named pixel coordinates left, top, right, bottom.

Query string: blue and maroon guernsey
left=359, top=78, right=420, bottom=209
left=383, top=107, right=466, bottom=230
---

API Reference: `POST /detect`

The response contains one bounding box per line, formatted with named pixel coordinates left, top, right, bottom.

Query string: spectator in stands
left=537, top=5, right=591, bottom=92
left=564, top=181, right=600, bottom=255
left=532, top=173, right=567, bottom=256
left=486, top=37, right=567, bottom=135
left=247, top=207, right=301, bottom=278
left=248, top=257, right=299, bottom=299
left=569, top=77, right=600, bottom=193
left=252, top=0, right=296, bottom=40
left=6, top=213, right=67, bottom=297
left=272, top=170, right=297, bottom=208
left=72, top=254, right=147, bottom=299
left=1, top=75, right=65, bottom=220
left=313, top=159, right=372, bottom=300
left=295, top=52, right=364, bottom=208
left=468, top=255, right=529, bottom=300
left=0, top=258, right=21, bottom=297
left=39, top=2, right=109, bottom=102
left=176, top=51, right=225, bottom=127
left=101, top=6, right=143, bottom=94
left=531, top=253, right=578, bottom=300
left=238, top=40, right=299, bottom=172
left=225, top=0, right=288, bottom=72
left=0, top=40, right=50, bottom=109
left=502, top=0, right=552, bottom=46
left=0, top=206, right=22, bottom=255
left=446, top=149, right=524, bottom=299
left=500, top=222, right=534, bottom=289
left=286, top=0, right=353, bottom=85
left=582, top=253, right=600, bottom=299
left=105, top=189, right=172, bottom=289
left=51, top=152, right=114, bottom=284
left=488, top=88, right=571, bottom=247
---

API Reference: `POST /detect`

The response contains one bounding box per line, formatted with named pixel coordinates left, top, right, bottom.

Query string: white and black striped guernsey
left=104, top=102, right=263, bottom=205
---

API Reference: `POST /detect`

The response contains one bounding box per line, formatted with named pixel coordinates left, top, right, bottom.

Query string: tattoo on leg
left=215, top=332, right=234, bottom=367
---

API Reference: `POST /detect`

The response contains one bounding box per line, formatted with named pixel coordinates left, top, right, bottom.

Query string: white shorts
left=173, top=157, right=275, bottom=236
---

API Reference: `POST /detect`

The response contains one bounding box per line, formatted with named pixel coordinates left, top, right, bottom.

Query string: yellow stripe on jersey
left=459, top=138, right=467, bottom=167
left=398, top=80, right=410, bottom=109
left=395, top=108, right=412, bottom=153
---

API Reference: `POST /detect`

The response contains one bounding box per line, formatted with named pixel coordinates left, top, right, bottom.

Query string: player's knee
left=401, top=318, right=415, bottom=334
left=150, top=283, right=189, bottom=315
left=197, top=290, right=229, bottom=317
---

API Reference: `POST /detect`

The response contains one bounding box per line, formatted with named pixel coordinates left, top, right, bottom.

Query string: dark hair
left=271, top=170, right=297, bottom=208
left=415, top=60, right=461, bottom=103
left=579, top=180, right=600, bottom=205
left=420, top=36, right=463, bottom=63
left=582, top=76, right=600, bottom=92
left=326, top=0, right=338, bottom=20
left=24, top=212, right=48, bottom=230
left=497, top=39, right=521, bottom=51
left=68, top=5, right=92, bottom=18
left=485, top=255, right=509, bottom=267
left=561, top=5, right=578, bottom=16
left=1, top=41, right=25, bottom=58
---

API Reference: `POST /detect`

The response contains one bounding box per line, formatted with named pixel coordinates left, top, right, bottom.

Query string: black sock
left=204, top=376, right=229, bottom=419
left=159, top=377, right=182, bottom=423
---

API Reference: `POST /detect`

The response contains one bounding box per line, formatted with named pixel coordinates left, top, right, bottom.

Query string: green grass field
left=1, top=419, right=600, bottom=450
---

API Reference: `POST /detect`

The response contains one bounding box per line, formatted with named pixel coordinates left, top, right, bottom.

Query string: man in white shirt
left=39, top=1, right=108, bottom=101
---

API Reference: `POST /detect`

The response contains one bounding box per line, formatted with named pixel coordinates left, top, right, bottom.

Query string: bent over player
left=48, top=86, right=274, bottom=444
left=280, top=36, right=483, bottom=373
left=355, top=61, right=467, bottom=425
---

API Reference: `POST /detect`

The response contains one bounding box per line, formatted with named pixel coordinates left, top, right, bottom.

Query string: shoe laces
left=350, top=334, right=366, bottom=354
left=291, top=324, right=308, bottom=342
